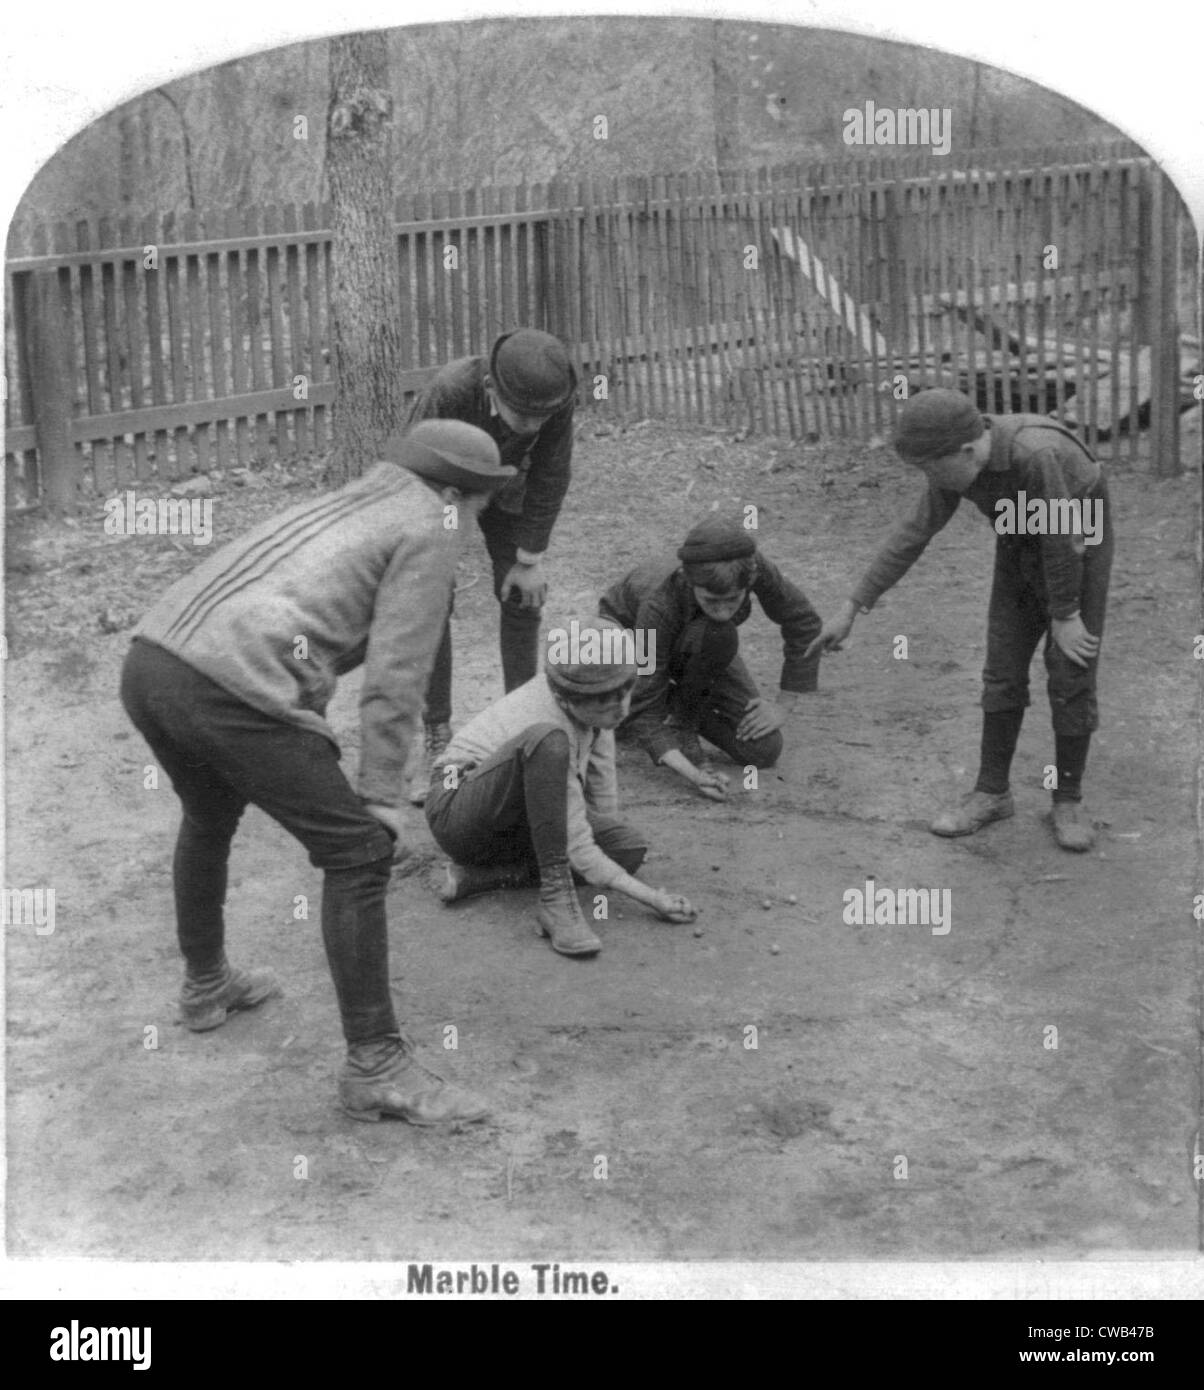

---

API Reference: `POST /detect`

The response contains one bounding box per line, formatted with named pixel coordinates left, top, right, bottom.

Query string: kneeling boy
left=425, top=619, right=698, bottom=957
left=599, top=517, right=823, bottom=800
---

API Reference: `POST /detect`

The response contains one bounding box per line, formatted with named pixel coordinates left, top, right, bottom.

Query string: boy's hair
left=682, top=555, right=757, bottom=595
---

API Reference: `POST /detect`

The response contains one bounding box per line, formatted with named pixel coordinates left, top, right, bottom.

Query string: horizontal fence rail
left=4, top=141, right=1193, bottom=507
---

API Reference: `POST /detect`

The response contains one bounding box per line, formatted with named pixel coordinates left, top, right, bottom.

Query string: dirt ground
left=4, top=409, right=1201, bottom=1268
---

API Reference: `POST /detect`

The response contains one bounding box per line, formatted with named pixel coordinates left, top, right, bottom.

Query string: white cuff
left=515, top=548, right=544, bottom=566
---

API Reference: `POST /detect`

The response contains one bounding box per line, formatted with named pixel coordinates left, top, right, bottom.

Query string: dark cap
left=677, top=517, right=757, bottom=565
left=489, top=329, right=577, bottom=415
left=545, top=617, right=639, bottom=696
left=893, top=388, right=984, bottom=464
left=383, top=420, right=516, bottom=492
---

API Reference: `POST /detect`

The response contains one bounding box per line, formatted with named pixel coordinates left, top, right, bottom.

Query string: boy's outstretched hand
left=696, top=769, right=730, bottom=801
left=804, top=607, right=855, bottom=659
left=1051, top=614, right=1101, bottom=668
left=651, top=890, right=698, bottom=923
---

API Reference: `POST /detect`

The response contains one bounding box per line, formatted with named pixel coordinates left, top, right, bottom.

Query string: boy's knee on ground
left=741, top=728, right=783, bottom=769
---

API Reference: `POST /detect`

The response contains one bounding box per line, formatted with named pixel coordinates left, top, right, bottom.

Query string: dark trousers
left=981, top=493, right=1113, bottom=735
left=653, top=615, right=783, bottom=768
left=424, top=509, right=542, bottom=726
left=120, top=639, right=399, bottom=1044
left=425, top=724, right=648, bottom=875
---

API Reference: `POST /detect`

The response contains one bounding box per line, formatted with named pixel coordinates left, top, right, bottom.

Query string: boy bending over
left=121, top=421, right=513, bottom=1124
left=806, top=388, right=1113, bottom=851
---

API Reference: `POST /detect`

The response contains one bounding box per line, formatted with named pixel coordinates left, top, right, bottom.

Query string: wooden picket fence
left=4, top=141, right=1193, bottom=508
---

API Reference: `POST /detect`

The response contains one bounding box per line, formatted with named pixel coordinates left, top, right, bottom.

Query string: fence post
left=1149, top=169, right=1181, bottom=476
left=16, top=267, right=78, bottom=512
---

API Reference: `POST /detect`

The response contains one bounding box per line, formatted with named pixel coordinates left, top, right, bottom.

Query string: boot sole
left=536, top=923, right=601, bottom=956
left=180, top=983, right=280, bottom=1031
left=1050, top=812, right=1095, bottom=852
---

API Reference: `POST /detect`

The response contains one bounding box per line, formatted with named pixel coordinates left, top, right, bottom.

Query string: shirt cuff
left=515, top=548, right=544, bottom=566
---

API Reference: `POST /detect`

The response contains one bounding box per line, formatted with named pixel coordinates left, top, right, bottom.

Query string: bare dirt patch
left=5, top=417, right=1199, bottom=1261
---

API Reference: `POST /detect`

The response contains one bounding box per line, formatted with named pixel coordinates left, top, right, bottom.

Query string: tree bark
left=325, top=31, right=404, bottom=483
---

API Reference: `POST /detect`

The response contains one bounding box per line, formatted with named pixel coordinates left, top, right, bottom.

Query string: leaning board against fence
left=3, top=143, right=1192, bottom=507
left=550, top=146, right=1190, bottom=465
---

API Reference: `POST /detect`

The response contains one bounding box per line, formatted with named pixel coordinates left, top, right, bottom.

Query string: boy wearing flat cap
left=425, top=618, right=698, bottom=958
left=807, top=388, right=1113, bottom=851
left=121, top=420, right=514, bottom=1124
left=405, top=328, right=579, bottom=802
left=599, top=518, right=824, bottom=801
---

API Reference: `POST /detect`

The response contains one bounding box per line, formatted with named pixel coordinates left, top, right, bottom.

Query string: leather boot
left=930, top=789, right=1014, bottom=838
left=439, top=859, right=540, bottom=903
left=535, top=859, right=601, bottom=956
left=339, top=1033, right=490, bottom=1124
left=179, top=958, right=281, bottom=1032
left=1050, top=800, right=1096, bottom=852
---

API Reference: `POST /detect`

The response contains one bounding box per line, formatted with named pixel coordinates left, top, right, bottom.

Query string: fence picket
left=6, top=145, right=1179, bottom=503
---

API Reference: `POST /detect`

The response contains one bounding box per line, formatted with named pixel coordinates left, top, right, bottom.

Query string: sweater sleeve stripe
left=162, top=489, right=380, bottom=645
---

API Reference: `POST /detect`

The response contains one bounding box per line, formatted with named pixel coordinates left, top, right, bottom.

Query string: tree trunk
left=325, top=31, right=404, bottom=484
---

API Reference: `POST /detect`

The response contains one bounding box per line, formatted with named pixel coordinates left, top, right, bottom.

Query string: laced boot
left=535, top=858, right=601, bottom=957
left=930, top=789, right=1014, bottom=838
left=339, top=1033, right=490, bottom=1124
left=1050, top=800, right=1096, bottom=852
left=179, top=956, right=281, bottom=1032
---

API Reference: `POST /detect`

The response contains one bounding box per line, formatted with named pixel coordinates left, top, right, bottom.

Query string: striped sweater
left=134, top=462, right=459, bottom=806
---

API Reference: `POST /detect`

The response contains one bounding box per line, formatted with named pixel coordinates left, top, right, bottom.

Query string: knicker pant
left=120, top=639, right=399, bottom=1043
left=425, top=724, right=648, bottom=875
left=980, top=495, right=1113, bottom=736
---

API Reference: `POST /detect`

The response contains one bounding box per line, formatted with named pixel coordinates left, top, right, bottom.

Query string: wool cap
left=677, top=516, right=757, bottom=565
left=489, top=329, right=578, bottom=415
left=893, top=388, right=985, bottom=464
left=545, top=617, right=639, bottom=696
left=383, top=420, right=516, bottom=492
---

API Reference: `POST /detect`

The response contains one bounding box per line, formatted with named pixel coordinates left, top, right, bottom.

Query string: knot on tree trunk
left=329, top=89, right=394, bottom=139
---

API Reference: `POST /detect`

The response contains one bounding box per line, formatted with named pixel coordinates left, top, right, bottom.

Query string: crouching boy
left=120, top=420, right=514, bottom=1125
left=425, top=618, right=698, bottom=957
left=599, top=517, right=823, bottom=801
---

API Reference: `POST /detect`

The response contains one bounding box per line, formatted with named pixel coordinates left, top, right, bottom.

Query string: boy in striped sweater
left=121, top=421, right=513, bottom=1124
